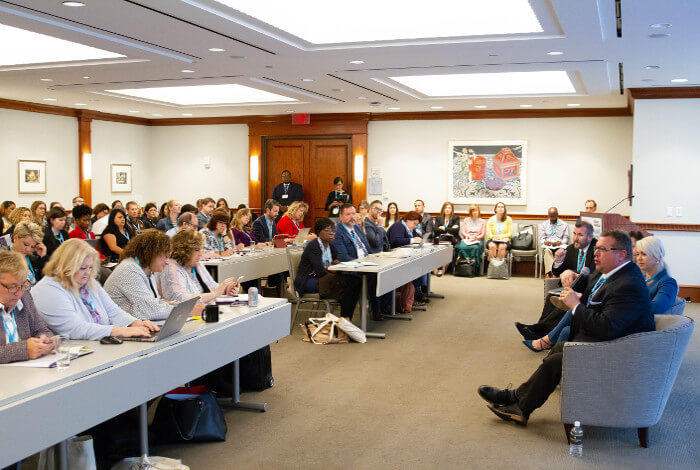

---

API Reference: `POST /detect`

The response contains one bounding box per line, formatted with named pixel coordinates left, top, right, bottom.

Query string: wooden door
left=264, top=137, right=351, bottom=229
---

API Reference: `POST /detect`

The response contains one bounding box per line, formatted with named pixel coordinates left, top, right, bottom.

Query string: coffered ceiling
left=0, top=0, right=697, bottom=119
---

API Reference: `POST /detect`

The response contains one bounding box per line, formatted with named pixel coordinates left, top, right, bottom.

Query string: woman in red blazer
left=276, top=201, right=315, bottom=242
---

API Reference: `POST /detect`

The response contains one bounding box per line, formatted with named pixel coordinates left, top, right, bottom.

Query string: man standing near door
left=271, top=170, right=304, bottom=212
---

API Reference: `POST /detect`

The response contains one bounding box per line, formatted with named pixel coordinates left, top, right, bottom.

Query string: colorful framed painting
left=111, top=164, right=132, bottom=193
left=18, top=160, right=47, bottom=194
left=448, top=140, right=527, bottom=205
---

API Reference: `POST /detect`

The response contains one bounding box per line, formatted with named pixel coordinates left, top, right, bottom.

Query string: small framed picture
left=111, top=164, right=132, bottom=193
left=18, top=160, right=47, bottom=194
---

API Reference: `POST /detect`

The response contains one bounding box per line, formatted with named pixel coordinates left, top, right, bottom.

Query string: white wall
left=148, top=125, right=249, bottom=206
left=632, top=99, right=700, bottom=285
left=0, top=108, right=78, bottom=208
left=367, top=117, right=633, bottom=216
left=91, top=120, right=151, bottom=206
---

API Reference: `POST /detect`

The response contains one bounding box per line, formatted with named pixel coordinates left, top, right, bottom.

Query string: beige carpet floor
left=153, top=275, right=699, bottom=469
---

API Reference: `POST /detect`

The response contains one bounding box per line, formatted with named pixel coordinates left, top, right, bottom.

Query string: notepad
left=2, top=345, right=93, bottom=368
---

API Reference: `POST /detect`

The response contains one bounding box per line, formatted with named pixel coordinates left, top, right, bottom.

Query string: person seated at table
left=485, top=201, right=513, bottom=259
left=414, top=200, right=434, bottom=242
left=355, top=200, right=370, bottom=233
left=201, top=210, right=237, bottom=257
left=325, top=177, right=352, bottom=218
left=90, top=203, right=110, bottom=235
left=384, top=202, right=399, bottom=228
left=294, top=218, right=361, bottom=319
left=166, top=212, right=198, bottom=238
left=0, top=251, right=55, bottom=364
left=125, top=201, right=145, bottom=235
left=42, top=207, right=69, bottom=258
left=104, top=229, right=204, bottom=321
left=68, top=204, right=96, bottom=240
left=30, top=200, right=47, bottom=227
left=98, top=208, right=134, bottom=263
left=195, top=197, right=215, bottom=229
left=455, top=204, right=486, bottom=270
left=231, top=208, right=265, bottom=248
left=11, top=222, right=46, bottom=287
left=216, top=198, right=230, bottom=212
left=364, top=200, right=390, bottom=253
left=32, top=239, right=159, bottom=340
left=141, top=202, right=159, bottom=230
left=387, top=211, right=429, bottom=304
left=156, top=200, right=181, bottom=232
left=276, top=201, right=316, bottom=242
left=252, top=199, right=280, bottom=243
left=158, top=229, right=240, bottom=303
left=433, top=201, right=460, bottom=276
left=3, top=206, right=31, bottom=237
left=1, top=200, right=15, bottom=231
left=539, top=206, right=570, bottom=277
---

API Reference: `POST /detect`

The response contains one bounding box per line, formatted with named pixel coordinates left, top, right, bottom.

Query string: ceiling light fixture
left=644, top=65, right=660, bottom=70
left=62, top=1, right=85, bottom=6
left=43, top=98, right=57, bottom=101
left=390, top=71, right=575, bottom=96
left=181, top=113, right=193, bottom=116
left=152, top=113, right=163, bottom=116
left=104, top=83, right=297, bottom=106
left=40, top=78, right=53, bottom=81
left=671, top=78, right=688, bottom=83
left=474, top=105, right=487, bottom=108
left=75, top=103, right=87, bottom=106
left=212, top=0, right=542, bottom=44
left=547, top=51, right=564, bottom=55
left=285, top=110, right=294, bottom=113
left=129, top=110, right=140, bottom=113
left=430, top=106, right=444, bottom=109
left=650, top=23, right=672, bottom=28
left=358, top=96, right=366, bottom=100
left=350, top=60, right=364, bottom=64
left=302, top=78, right=314, bottom=82
left=648, top=33, right=670, bottom=38
left=82, top=76, right=90, bottom=79
left=519, top=104, right=533, bottom=107
left=181, top=69, right=195, bottom=73
left=208, top=48, right=226, bottom=52
left=567, top=103, right=581, bottom=107
left=388, top=107, right=400, bottom=110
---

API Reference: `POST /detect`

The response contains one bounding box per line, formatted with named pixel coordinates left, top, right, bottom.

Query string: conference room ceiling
left=0, top=0, right=698, bottom=119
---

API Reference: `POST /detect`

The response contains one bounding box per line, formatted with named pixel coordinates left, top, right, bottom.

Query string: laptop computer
left=121, top=297, right=198, bottom=342
left=293, top=228, right=311, bottom=245
left=85, top=238, right=99, bottom=248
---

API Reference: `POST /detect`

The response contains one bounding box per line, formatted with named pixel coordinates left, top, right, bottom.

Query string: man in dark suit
left=516, top=221, right=598, bottom=337
left=478, top=230, right=654, bottom=425
left=252, top=199, right=280, bottom=243
left=270, top=171, right=303, bottom=212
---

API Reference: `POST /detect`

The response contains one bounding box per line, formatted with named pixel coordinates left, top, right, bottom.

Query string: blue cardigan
left=646, top=269, right=679, bottom=315
left=387, top=221, right=419, bottom=248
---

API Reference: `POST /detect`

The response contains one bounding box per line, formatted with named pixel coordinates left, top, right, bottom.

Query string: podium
left=580, top=212, right=649, bottom=238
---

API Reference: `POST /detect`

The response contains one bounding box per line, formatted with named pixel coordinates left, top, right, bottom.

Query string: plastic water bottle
left=569, top=421, right=583, bottom=457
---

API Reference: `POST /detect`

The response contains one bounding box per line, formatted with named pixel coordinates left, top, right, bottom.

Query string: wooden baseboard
left=678, top=286, right=700, bottom=303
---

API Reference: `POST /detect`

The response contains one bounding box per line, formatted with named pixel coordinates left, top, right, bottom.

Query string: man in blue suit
left=333, top=203, right=387, bottom=320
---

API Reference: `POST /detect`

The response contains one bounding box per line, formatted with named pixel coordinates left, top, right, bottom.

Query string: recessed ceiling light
left=43, top=98, right=57, bottom=101
left=671, top=78, right=688, bottom=83
left=181, top=69, right=195, bottom=73
left=547, top=51, right=564, bottom=55
left=331, top=88, right=344, bottom=92
left=644, top=65, right=660, bottom=70
left=285, top=110, right=294, bottom=113
left=74, top=103, right=87, bottom=106
left=82, top=76, right=90, bottom=79
left=302, top=78, right=314, bottom=82
left=208, top=48, right=226, bottom=52
left=212, top=0, right=543, bottom=44
left=390, top=71, right=575, bottom=96
left=474, top=105, right=488, bottom=108
left=129, top=110, right=140, bottom=113
left=350, top=60, right=364, bottom=64
left=649, top=33, right=670, bottom=38
left=567, top=103, right=581, bottom=107
left=152, top=113, right=163, bottom=117
left=430, top=106, right=444, bottom=109
left=62, top=1, right=85, bottom=6
left=387, top=107, right=400, bottom=110
left=488, top=54, right=498, bottom=57
left=40, top=78, right=53, bottom=81
left=358, top=96, right=367, bottom=100
left=105, top=83, right=297, bottom=106
left=519, top=104, right=533, bottom=108
left=0, top=24, right=124, bottom=67
left=181, top=113, right=193, bottom=116
left=650, top=23, right=672, bottom=29
left=641, top=78, right=656, bottom=82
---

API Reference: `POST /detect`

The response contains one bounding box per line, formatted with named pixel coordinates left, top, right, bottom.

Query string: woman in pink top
left=455, top=204, right=486, bottom=269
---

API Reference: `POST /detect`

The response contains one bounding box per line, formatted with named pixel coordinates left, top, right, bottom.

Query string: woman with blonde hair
left=31, top=239, right=159, bottom=340
left=455, top=204, right=486, bottom=269
left=4, top=206, right=31, bottom=237
left=11, top=221, right=47, bottom=286
left=156, top=199, right=181, bottom=232
left=230, top=207, right=266, bottom=248
left=276, top=201, right=315, bottom=241
left=30, top=200, right=47, bottom=226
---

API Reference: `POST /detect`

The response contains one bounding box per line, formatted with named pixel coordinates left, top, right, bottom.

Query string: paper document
left=2, top=345, right=93, bottom=368
left=462, top=240, right=481, bottom=246
left=339, top=261, right=379, bottom=267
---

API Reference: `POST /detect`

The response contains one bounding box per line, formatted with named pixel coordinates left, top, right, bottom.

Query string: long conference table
left=203, top=247, right=289, bottom=283
left=0, top=298, right=291, bottom=469
left=329, top=244, right=453, bottom=339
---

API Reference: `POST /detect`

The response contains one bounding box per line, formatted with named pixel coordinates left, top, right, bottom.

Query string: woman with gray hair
left=634, top=236, right=679, bottom=314
left=0, top=250, right=54, bottom=364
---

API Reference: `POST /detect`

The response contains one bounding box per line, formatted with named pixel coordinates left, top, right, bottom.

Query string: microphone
left=604, top=195, right=635, bottom=213
left=549, top=267, right=590, bottom=311
left=570, top=267, right=591, bottom=292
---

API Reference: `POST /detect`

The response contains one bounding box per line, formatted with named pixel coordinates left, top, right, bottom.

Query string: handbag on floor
left=511, top=225, right=534, bottom=250
left=240, top=346, right=274, bottom=391
left=487, top=257, right=509, bottom=279
left=302, top=314, right=349, bottom=344
left=396, top=282, right=415, bottom=313
left=151, top=386, right=227, bottom=444
left=454, top=259, right=477, bottom=277
left=111, top=456, right=189, bottom=470
left=38, top=435, right=97, bottom=470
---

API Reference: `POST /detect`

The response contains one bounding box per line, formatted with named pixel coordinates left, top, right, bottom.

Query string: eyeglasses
left=594, top=246, right=621, bottom=253
left=0, top=280, right=32, bottom=295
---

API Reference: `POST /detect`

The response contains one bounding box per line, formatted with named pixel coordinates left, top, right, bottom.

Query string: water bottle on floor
left=569, top=421, right=583, bottom=457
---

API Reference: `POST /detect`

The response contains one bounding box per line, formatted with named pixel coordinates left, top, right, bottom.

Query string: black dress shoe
left=487, top=403, right=528, bottom=426
left=514, top=322, right=540, bottom=340
left=477, top=385, right=518, bottom=406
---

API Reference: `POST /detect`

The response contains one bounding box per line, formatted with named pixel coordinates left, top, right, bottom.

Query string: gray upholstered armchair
left=560, top=314, right=694, bottom=447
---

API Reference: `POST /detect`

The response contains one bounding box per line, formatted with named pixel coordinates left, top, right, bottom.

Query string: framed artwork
left=18, top=160, right=47, bottom=194
left=448, top=140, right=527, bottom=205
left=111, top=164, right=132, bottom=193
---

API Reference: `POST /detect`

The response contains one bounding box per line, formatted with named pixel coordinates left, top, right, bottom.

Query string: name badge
left=281, top=194, right=289, bottom=199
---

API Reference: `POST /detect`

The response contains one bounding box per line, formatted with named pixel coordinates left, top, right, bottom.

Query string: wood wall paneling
left=678, top=286, right=700, bottom=303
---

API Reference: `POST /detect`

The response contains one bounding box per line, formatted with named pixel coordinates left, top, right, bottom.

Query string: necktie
left=350, top=228, right=369, bottom=258
left=587, top=276, right=606, bottom=305
left=577, top=249, right=584, bottom=272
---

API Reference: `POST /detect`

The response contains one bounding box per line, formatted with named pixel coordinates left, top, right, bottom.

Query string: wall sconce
left=82, top=152, right=92, bottom=179
left=250, top=155, right=259, bottom=181
left=354, top=154, right=364, bottom=182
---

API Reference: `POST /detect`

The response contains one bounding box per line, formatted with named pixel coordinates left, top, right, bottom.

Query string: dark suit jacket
left=387, top=221, right=419, bottom=248
left=571, top=262, right=654, bottom=342
left=332, top=223, right=375, bottom=261
left=364, top=217, right=390, bottom=252
left=42, top=226, right=69, bottom=258
left=419, top=213, right=435, bottom=241
left=324, top=191, right=351, bottom=215
left=252, top=215, right=277, bottom=243
left=294, top=240, right=338, bottom=295
left=271, top=182, right=303, bottom=206
left=434, top=215, right=460, bottom=239
left=552, top=239, right=597, bottom=277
